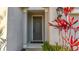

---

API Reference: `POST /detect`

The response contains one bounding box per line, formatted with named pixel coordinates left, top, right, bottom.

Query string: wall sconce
left=56, top=7, right=63, bottom=16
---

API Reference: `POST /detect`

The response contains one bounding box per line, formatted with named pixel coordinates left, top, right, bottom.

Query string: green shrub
left=42, top=41, right=52, bottom=51
left=42, top=41, right=68, bottom=51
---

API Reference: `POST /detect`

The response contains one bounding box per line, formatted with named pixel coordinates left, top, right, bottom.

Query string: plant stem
left=69, top=28, right=71, bottom=39
left=59, top=29, right=61, bottom=45
left=74, top=31, right=76, bottom=39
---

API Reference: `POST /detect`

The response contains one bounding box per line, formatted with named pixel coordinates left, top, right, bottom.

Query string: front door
left=31, top=16, right=43, bottom=43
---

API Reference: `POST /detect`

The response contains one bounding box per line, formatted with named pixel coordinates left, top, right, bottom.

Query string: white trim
left=31, top=15, right=44, bottom=42
left=23, top=10, right=27, bottom=48
left=45, top=8, right=49, bottom=41
left=28, top=7, right=45, bottom=10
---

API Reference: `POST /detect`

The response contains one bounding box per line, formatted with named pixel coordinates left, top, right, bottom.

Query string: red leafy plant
left=48, top=7, right=79, bottom=51
left=64, top=7, right=74, bottom=16
left=64, top=36, right=79, bottom=51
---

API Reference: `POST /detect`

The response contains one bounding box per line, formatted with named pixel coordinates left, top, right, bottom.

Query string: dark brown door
left=32, top=16, right=42, bottom=43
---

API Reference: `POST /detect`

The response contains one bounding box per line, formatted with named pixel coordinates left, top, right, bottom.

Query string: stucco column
left=48, top=7, right=59, bottom=45
left=23, top=8, right=28, bottom=48
left=45, top=8, right=49, bottom=41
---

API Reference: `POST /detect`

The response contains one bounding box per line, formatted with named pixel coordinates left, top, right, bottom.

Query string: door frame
left=31, top=15, right=44, bottom=42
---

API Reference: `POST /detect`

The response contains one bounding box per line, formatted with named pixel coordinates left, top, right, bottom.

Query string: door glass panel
left=33, top=16, right=42, bottom=42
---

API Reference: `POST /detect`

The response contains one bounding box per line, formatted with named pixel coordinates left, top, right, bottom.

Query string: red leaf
left=73, top=20, right=78, bottom=25
left=64, top=38, right=68, bottom=42
left=68, top=16, right=78, bottom=26
left=73, top=42, right=79, bottom=46
left=55, top=20, right=62, bottom=26
left=48, top=22, right=53, bottom=26
left=70, top=36, right=73, bottom=44
left=71, top=17, right=74, bottom=23
left=68, top=16, right=71, bottom=23
left=73, top=39, right=78, bottom=43
left=64, top=7, right=74, bottom=16
left=77, top=26, right=79, bottom=29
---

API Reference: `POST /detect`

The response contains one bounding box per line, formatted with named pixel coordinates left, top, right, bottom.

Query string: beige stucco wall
left=48, top=7, right=60, bottom=45
left=7, top=7, right=24, bottom=51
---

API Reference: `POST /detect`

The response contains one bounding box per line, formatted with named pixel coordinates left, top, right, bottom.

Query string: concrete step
left=26, top=43, right=43, bottom=51
left=27, top=43, right=43, bottom=48
left=26, top=48, right=42, bottom=51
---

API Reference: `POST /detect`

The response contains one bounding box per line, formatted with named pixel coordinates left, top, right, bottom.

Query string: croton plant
left=48, top=7, right=79, bottom=51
